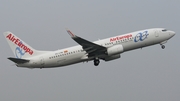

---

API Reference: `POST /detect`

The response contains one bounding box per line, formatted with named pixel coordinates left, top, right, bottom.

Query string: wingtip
left=66, top=29, right=76, bottom=37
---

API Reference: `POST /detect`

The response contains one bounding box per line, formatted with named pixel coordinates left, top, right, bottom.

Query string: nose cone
left=169, top=30, right=176, bottom=38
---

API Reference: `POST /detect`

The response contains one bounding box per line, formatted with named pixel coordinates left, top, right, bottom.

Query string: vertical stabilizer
left=3, top=31, right=44, bottom=59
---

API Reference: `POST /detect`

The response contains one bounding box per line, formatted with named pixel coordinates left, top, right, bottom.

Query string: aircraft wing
left=66, top=29, right=107, bottom=56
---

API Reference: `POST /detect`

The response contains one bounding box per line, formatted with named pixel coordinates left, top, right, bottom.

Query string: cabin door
left=40, top=57, right=45, bottom=67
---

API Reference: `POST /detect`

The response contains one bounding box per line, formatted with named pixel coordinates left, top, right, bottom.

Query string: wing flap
left=8, top=57, right=30, bottom=64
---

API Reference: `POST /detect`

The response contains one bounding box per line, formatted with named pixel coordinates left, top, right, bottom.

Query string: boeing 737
left=3, top=28, right=175, bottom=68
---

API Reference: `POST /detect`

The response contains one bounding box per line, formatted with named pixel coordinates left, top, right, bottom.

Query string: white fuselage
left=16, top=28, right=175, bottom=68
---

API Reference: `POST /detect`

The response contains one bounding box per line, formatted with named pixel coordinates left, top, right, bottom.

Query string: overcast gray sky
left=0, top=0, right=180, bottom=101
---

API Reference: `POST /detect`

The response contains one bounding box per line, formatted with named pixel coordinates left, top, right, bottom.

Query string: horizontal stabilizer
left=8, top=57, right=30, bottom=64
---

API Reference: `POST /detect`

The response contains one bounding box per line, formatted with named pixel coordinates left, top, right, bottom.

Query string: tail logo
left=15, top=41, right=26, bottom=58
left=6, top=34, right=34, bottom=58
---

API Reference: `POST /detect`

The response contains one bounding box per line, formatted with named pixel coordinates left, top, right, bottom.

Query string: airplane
left=3, top=28, right=175, bottom=69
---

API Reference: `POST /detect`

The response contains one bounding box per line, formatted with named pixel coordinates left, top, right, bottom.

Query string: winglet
left=66, top=29, right=76, bottom=38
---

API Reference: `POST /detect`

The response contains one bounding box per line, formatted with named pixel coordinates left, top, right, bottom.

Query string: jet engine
left=107, top=45, right=124, bottom=56
left=104, top=54, right=120, bottom=61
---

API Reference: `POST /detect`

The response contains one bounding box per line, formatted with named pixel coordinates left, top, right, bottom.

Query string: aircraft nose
left=170, top=30, right=176, bottom=37
left=171, top=31, right=176, bottom=36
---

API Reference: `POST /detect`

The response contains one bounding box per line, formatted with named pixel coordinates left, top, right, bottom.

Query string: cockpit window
left=162, top=29, right=167, bottom=32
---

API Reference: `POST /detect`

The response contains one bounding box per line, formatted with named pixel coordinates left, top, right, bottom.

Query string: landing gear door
left=155, top=30, right=159, bottom=37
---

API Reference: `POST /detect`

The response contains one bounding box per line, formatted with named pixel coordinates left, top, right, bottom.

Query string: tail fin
left=3, top=31, right=43, bottom=59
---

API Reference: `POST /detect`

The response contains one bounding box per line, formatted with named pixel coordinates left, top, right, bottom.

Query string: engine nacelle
left=107, top=45, right=124, bottom=56
left=104, top=54, right=120, bottom=61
